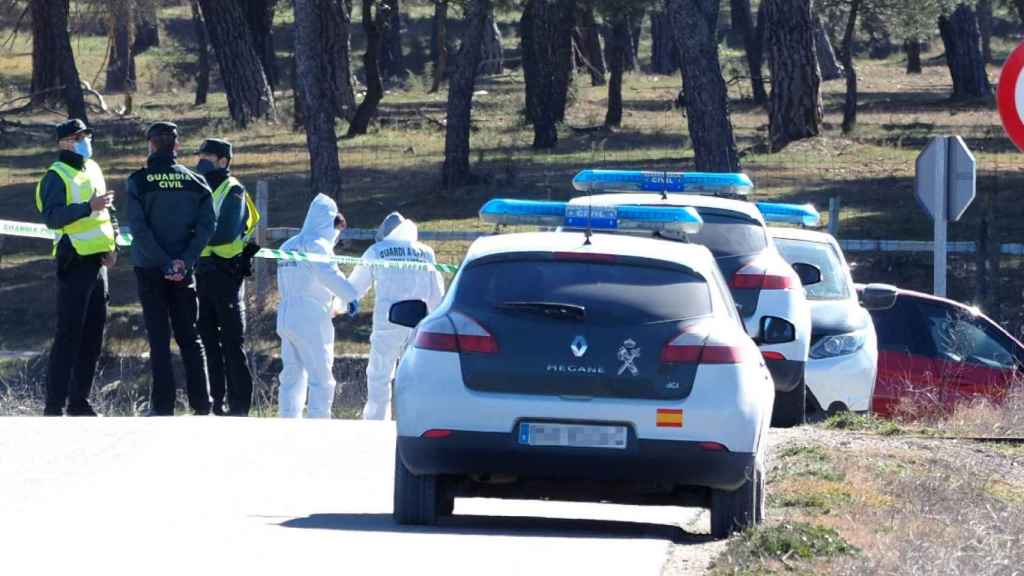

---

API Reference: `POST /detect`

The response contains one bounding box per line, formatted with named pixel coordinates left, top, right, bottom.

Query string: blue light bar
left=572, top=169, right=754, bottom=196
left=756, top=202, right=821, bottom=227
left=479, top=199, right=703, bottom=234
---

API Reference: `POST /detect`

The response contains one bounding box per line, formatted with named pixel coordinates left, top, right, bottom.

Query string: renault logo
left=570, top=336, right=588, bottom=358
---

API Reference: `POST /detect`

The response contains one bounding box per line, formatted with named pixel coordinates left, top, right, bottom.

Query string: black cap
left=198, top=138, right=232, bottom=159
left=146, top=121, right=179, bottom=140
left=55, top=118, right=92, bottom=140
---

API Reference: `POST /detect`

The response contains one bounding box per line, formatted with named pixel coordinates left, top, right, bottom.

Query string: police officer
left=36, top=118, right=117, bottom=416
left=124, top=122, right=215, bottom=416
left=195, top=138, right=260, bottom=416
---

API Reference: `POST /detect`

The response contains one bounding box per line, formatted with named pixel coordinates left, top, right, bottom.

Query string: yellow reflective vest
left=34, top=160, right=116, bottom=257
left=201, top=176, right=261, bottom=259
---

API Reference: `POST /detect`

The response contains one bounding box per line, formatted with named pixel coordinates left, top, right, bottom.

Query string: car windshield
left=657, top=209, right=769, bottom=257
left=454, top=258, right=712, bottom=325
left=773, top=237, right=850, bottom=300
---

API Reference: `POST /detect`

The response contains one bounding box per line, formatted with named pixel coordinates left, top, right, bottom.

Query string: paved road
left=0, top=418, right=713, bottom=575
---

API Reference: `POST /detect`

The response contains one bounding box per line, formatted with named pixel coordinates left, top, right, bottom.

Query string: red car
left=858, top=284, right=1024, bottom=418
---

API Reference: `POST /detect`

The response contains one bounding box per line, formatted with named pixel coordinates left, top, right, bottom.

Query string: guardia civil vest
left=34, top=160, right=116, bottom=257
left=201, top=176, right=261, bottom=259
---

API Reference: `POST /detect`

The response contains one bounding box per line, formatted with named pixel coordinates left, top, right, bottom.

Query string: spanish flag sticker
left=656, top=408, right=683, bottom=428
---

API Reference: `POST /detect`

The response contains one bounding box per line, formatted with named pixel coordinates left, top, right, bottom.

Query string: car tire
left=393, top=447, right=440, bottom=526
left=710, top=460, right=763, bottom=539
left=772, top=378, right=807, bottom=428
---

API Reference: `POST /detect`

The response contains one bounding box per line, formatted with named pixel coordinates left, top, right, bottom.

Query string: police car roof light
left=479, top=198, right=703, bottom=234
left=756, top=202, right=821, bottom=227
left=571, top=169, right=754, bottom=196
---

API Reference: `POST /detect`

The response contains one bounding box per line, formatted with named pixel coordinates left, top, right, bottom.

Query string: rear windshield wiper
left=496, top=301, right=586, bottom=321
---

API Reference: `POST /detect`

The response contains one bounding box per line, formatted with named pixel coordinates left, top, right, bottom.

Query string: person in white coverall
left=349, top=212, right=445, bottom=420
left=276, top=194, right=358, bottom=418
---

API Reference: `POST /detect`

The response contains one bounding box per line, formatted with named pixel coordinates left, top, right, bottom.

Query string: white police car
left=770, top=227, right=878, bottom=414
left=568, top=170, right=821, bottom=427
left=388, top=199, right=774, bottom=538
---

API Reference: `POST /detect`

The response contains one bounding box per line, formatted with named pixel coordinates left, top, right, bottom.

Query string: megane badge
left=570, top=336, right=588, bottom=358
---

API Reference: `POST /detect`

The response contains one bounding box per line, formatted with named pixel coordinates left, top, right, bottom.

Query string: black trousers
left=135, top=267, right=211, bottom=415
left=46, top=247, right=107, bottom=415
left=197, top=264, right=252, bottom=415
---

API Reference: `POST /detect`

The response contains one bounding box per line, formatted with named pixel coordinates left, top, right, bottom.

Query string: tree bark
left=196, top=0, right=276, bottom=126
left=814, top=15, right=845, bottom=81
left=322, top=0, right=357, bottom=120
left=1014, top=0, right=1024, bottom=25
left=905, top=39, right=922, bottom=74
left=30, top=0, right=88, bottom=120
left=191, top=0, right=210, bottom=106
left=429, top=0, right=448, bottom=92
left=294, top=0, right=344, bottom=202
left=521, top=0, right=575, bottom=149
left=765, top=0, right=822, bottom=151
left=576, top=5, right=604, bottom=86
left=730, top=0, right=767, bottom=105
left=479, top=10, right=503, bottom=75
left=625, top=11, right=642, bottom=72
left=347, top=0, right=385, bottom=136
left=650, top=10, right=679, bottom=75
left=243, top=0, right=279, bottom=89
left=938, top=4, right=992, bottom=101
left=133, top=1, right=159, bottom=53
left=839, top=0, right=860, bottom=134
left=442, top=0, right=492, bottom=188
left=605, top=15, right=628, bottom=127
left=106, top=1, right=136, bottom=94
left=669, top=0, right=740, bottom=172
left=380, top=0, right=406, bottom=79
left=977, top=0, right=992, bottom=64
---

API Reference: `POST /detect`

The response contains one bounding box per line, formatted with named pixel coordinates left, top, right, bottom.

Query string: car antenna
left=661, top=170, right=669, bottom=200
left=584, top=193, right=593, bottom=246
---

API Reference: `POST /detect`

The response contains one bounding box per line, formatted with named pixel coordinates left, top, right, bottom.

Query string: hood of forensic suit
left=298, top=193, right=341, bottom=252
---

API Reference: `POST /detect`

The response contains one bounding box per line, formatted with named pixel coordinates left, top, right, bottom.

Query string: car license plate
left=518, top=422, right=628, bottom=449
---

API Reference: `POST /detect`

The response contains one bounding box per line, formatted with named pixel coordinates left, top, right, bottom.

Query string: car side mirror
left=758, top=316, right=796, bottom=345
left=389, top=300, right=428, bottom=328
left=791, top=262, right=822, bottom=286
left=859, top=283, right=898, bottom=311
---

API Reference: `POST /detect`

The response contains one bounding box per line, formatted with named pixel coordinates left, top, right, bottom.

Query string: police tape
left=0, top=218, right=460, bottom=274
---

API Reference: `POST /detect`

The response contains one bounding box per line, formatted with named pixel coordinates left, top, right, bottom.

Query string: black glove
left=237, top=241, right=261, bottom=278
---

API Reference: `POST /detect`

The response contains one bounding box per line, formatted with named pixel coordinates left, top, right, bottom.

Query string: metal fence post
left=827, top=196, right=841, bottom=237
left=255, top=181, right=269, bottom=308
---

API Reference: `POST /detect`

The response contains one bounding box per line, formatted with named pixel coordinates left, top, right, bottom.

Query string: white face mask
left=73, top=138, right=93, bottom=160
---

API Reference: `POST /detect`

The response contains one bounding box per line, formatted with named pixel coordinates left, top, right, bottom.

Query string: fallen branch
left=416, top=108, right=447, bottom=129
left=0, top=82, right=110, bottom=116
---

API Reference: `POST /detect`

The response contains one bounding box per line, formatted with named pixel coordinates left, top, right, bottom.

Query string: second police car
left=567, top=169, right=821, bottom=426
left=389, top=200, right=774, bottom=538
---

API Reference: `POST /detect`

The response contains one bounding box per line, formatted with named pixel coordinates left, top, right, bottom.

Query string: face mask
left=196, top=159, right=216, bottom=174
left=73, top=138, right=93, bottom=160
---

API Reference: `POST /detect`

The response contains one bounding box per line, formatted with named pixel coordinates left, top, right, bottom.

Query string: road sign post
left=915, top=136, right=976, bottom=297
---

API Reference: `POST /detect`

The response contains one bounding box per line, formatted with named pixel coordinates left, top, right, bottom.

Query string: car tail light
left=661, top=327, right=749, bottom=365
left=553, top=252, right=618, bottom=263
left=413, top=313, right=498, bottom=354
left=730, top=259, right=795, bottom=290
left=421, top=429, right=453, bottom=438
left=761, top=351, right=786, bottom=361
left=699, top=441, right=728, bottom=452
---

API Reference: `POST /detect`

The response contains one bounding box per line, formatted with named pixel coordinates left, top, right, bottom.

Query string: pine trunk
left=938, top=4, right=992, bottom=101
left=624, top=12, right=642, bottom=72
left=669, top=0, right=740, bottom=172
left=133, top=2, right=159, bottom=53
left=294, top=0, right=344, bottom=203
left=839, top=0, right=860, bottom=134
left=429, top=0, right=449, bottom=92
left=814, top=15, right=845, bottom=81
left=650, top=10, right=679, bottom=75
left=322, top=0, right=357, bottom=121
left=196, top=0, right=276, bottom=126
left=191, top=0, right=210, bottom=106
left=1015, top=0, right=1024, bottom=25
left=765, top=0, right=822, bottom=151
left=106, top=1, right=136, bottom=94
left=905, top=40, right=922, bottom=74
left=441, top=0, right=492, bottom=188
left=605, top=16, right=628, bottom=127
left=380, top=0, right=406, bottom=79
left=347, top=0, right=385, bottom=136
left=30, top=0, right=63, bottom=104
left=730, top=0, right=766, bottom=104
left=479, top=10, right=503, bottom=75
left=521, top=0, right=575, bottom=149
left=243, top=0, right=279, bottom=89
left=576, top=6, right=604, bottom=86
left=978, top=0, right=992, bottom=64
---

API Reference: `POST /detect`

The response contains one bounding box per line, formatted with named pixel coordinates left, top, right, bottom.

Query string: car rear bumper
left=765, top=358, right=805, bottom=392
left=397, top=431, right=756, bottom=491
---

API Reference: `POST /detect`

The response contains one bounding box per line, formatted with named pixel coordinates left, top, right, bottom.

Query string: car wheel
left=393, top=447, right=440, bottom=526
left=771, top=378, right=807, bottom=428
left=710, top=455, right=763, bottom=539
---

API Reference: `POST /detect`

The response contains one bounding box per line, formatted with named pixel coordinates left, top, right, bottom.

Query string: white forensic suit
left=276, top=194, right=358, bottom=418
left=349, top=213, right=445, bottom=420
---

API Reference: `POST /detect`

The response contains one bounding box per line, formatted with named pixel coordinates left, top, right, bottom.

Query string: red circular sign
left=997, top=41, right=1024, bottom=152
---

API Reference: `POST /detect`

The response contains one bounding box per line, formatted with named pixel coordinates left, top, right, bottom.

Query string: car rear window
left=454, top=259, right=712, bottom=325
left=656, top=210, right=768, bottom=257
left=773, top=237, right=851, bottom=300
